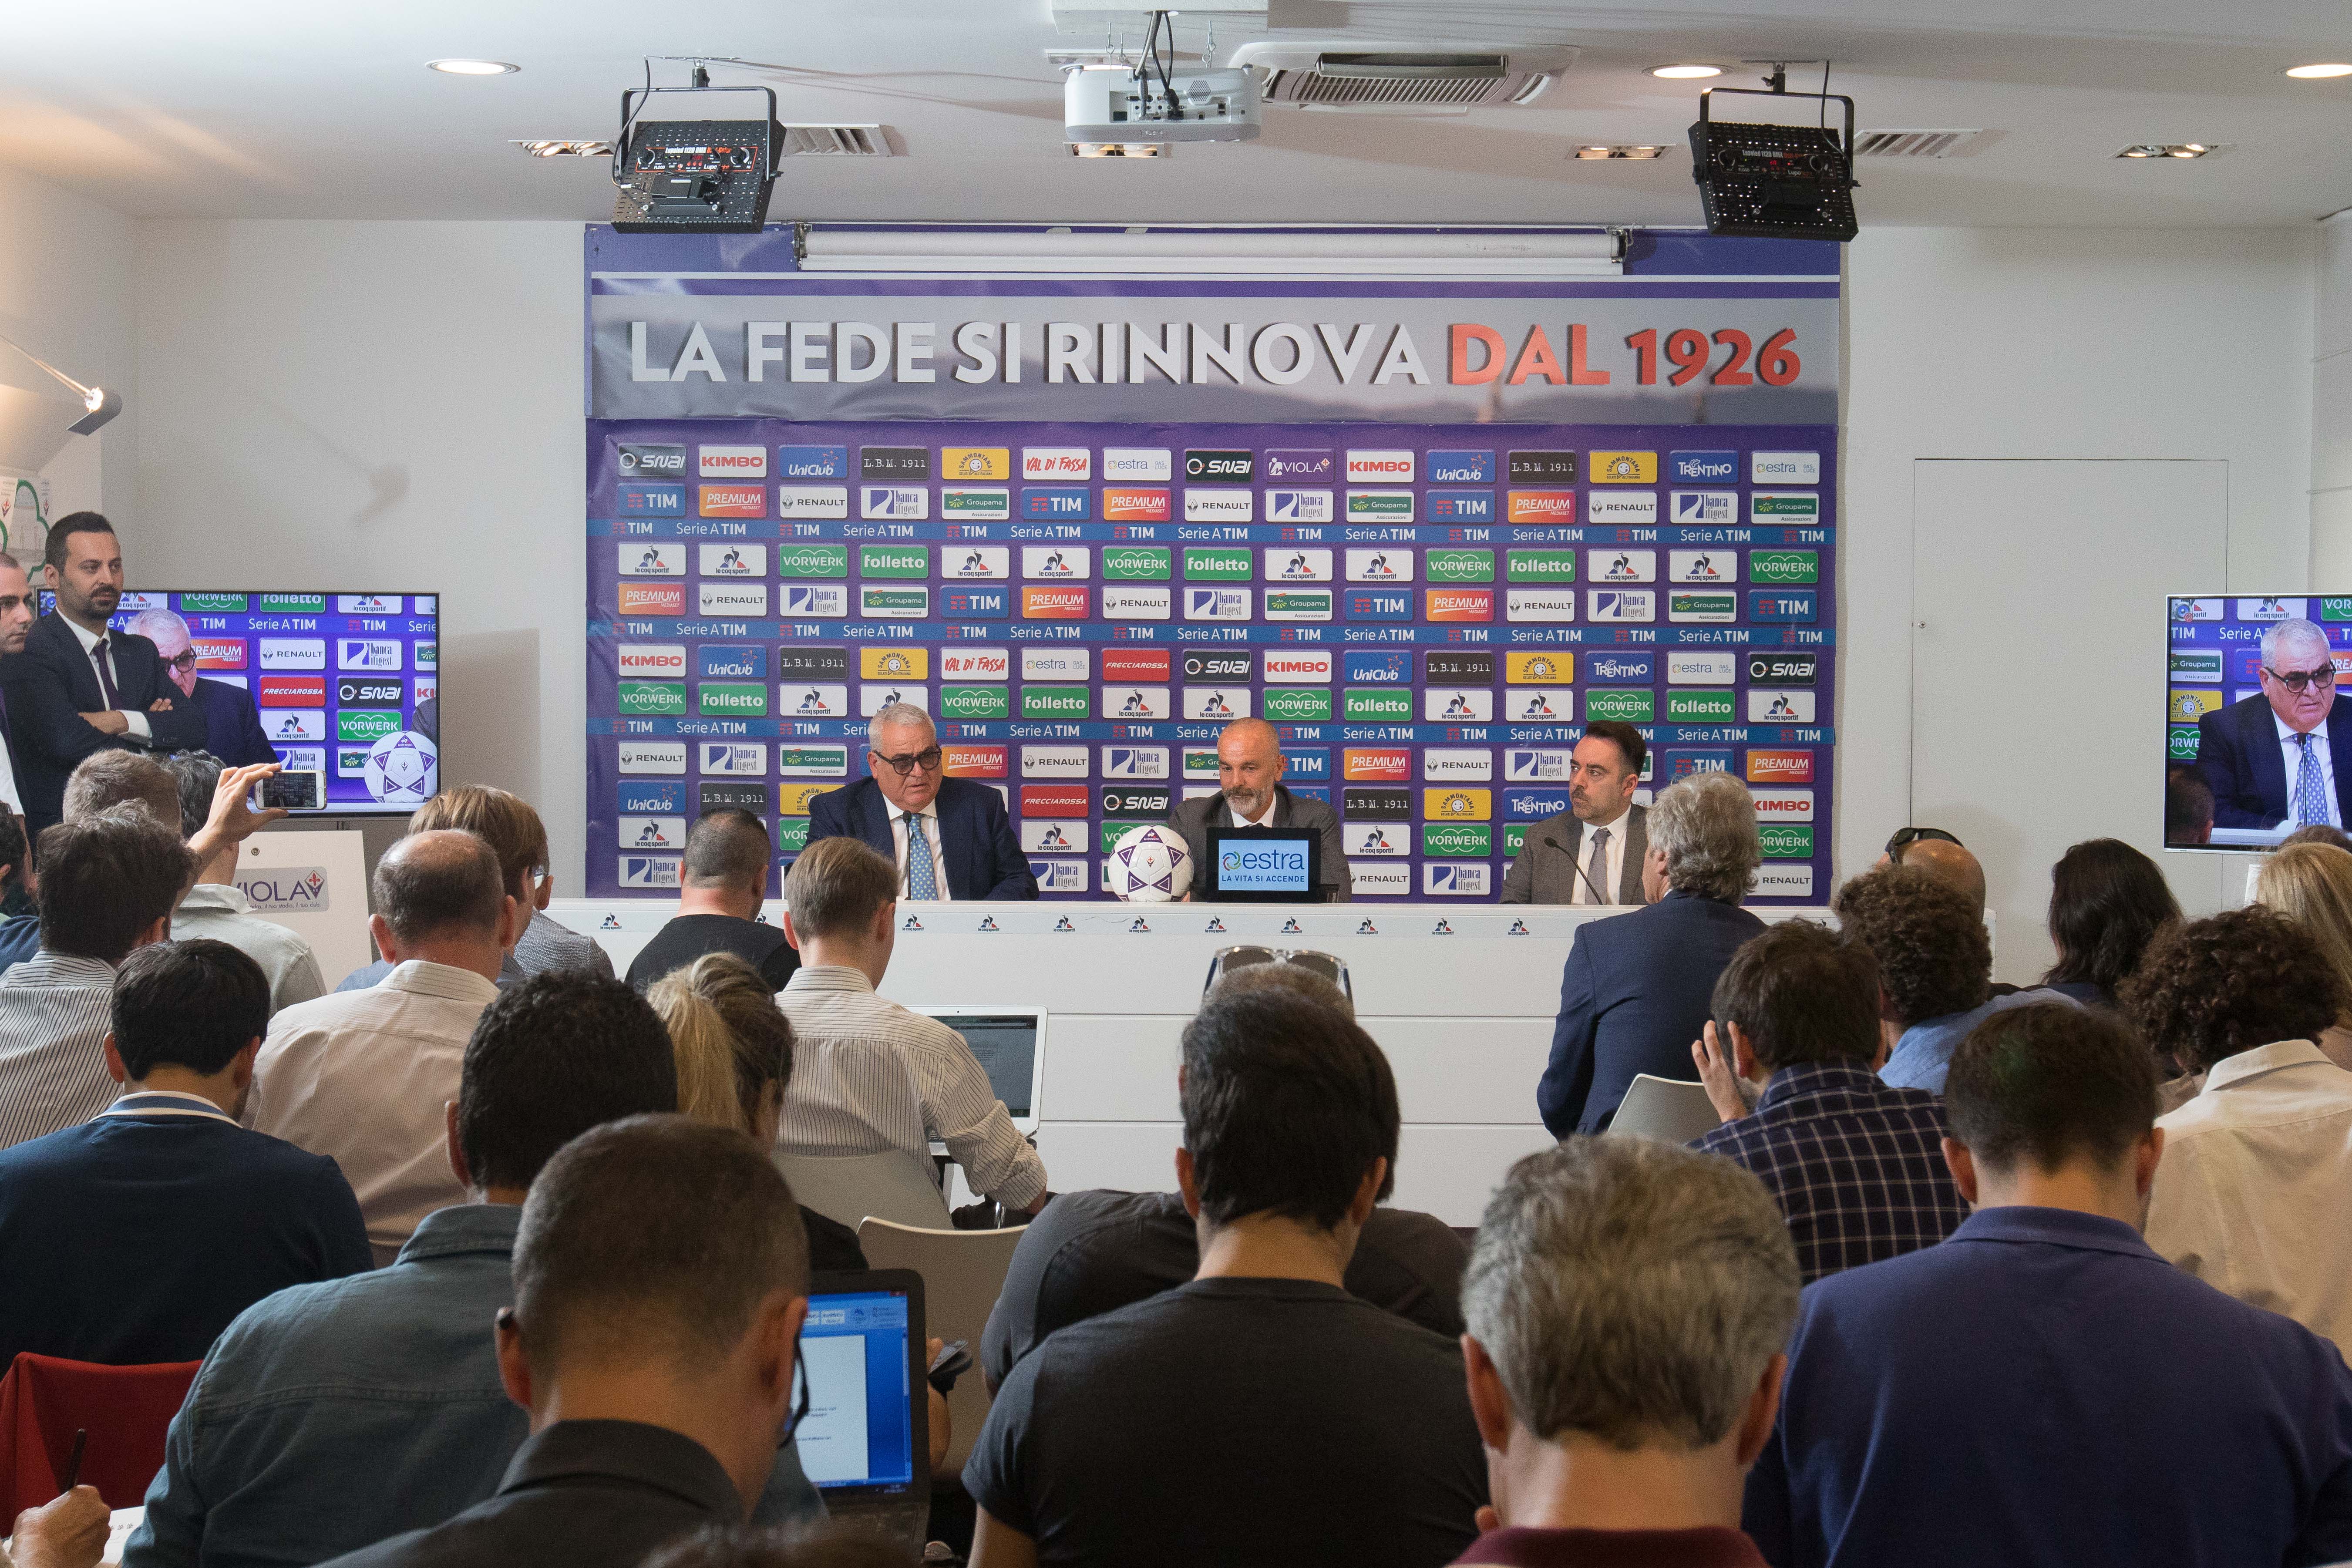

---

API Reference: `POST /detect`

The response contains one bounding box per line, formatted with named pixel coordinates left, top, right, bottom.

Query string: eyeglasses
left=2265, top=664, right=2338, bottom=694
left=1885, top=826, right=1963, bottom=858
left=1202, top=946, right=1353, bottom=1002
left=778, top=1330, right=813, bottom=1447
left=162, top=651, right=199, bottom=673
left=869, top=746, right=943, bottom=776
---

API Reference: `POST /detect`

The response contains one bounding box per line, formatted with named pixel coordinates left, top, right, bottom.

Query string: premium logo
left=1346, top=490, right=1415, bottom=522
left=1428, top=449, right=1497, bottom=483
left=939, top=649, right=1011, bottom=681
left=1183, top=488, right=1253, bottom=522
left=1509, top=450, right=1578, bottom=482
left=860, top=648, right=929, bottom=680
left=1667, top=689, right=1735, bottom=723
left=1504, top=688, right=1568, bottom=721
left=1750, top=451, right=1821, bottom=485
left=1021, top=586, right=1091, bottom=619
left=1749, top=590, right=1817, bottom=623
left=1102, top=746, right=1170, bottom=778
left=1101, top=586, right=1173, bottom=619
left=697, top=583, right=769, bottom=617
left=700, top=742, right=769, bottom=774
left=620, top=543, right=684, bottom=578
left=1759, top=824, right=1815, bottom=858
left=1266, top=547, right=1333, bottom=582
left=1506, top=490, right=1578, bottom=524
left=1506, top=748, right=1574, bottom=781
left=1584, top=687, right=1654, bottom=723
left=1343, top=548, right=1412, bottom=582
left=1423, top=787, right=1492, bottom=821
left=942, top=489, right=1011, bottom=522
left=1261, top=448, right=1336, bottom=481
left=1669, top=450, right=1739, bottom=484
left=616, top=484, right=686, bottom=517
left=1668, top=650, right=1740, bottom=684
left=1021, top=487, right=1091, bottom=522
left=1345, top=823, right=1408, bottom=857
left=1263, top=687, right=1333, bottom=722
left=1752, top=788, right=1815, bottom=821
left=1503, top=652, right=1572, bottom=686
left=1427, top=490, right=1496, bottom=524
left=1750, top=551, right=1819, bottom=585
left=1427, top=548, right=1497, bottom=582
left=1670, top=491, right=1740, bottom=526
left=698, top=485, right=766, bottom=519
left=775, top=485, right=851, bottom=518
left=860, top=446, right=930, bottom=480
left=1343, top=688, right=1414, bottom=720
left=1666, top=591, right=1736, bottom=624
left=1182, top=686, right=1249, bottom=720
left=1262, top=649, right=1333, bottom=683
left=1667, top=549, right=1732, bottom=583
left=1022, top=684, right=1091, bottom=718
left=1346, top=449, right=1415, bottom=483
left=1342, top=747, right=1413, bottom=781
left=1506, top=549, right=1577, bottom=582
left=944, top=545, right=1010, bottom=580
left=1266, top=489, right=1334, bottom=523
left=1102, top=488, right=1172, bottom=523
left=942, top=744, right=1008, bottom=778
left=1586, top=491, right=1657, bottom=525
left=1590, top=548, right=1656, bottom=582
left=698, top=682, right=768, bottom=716
left=617, top=680, right=687, bottom=715
left=619, top=740, right=689, bottom=774
left=1103, top=447, right=1173, bottom=481
left=1344, top=589, right=1413, bottom=621
left=939, top=684, right=1012, bottom=719
left=1021, top=447, right=1091, bottom=480
left=860, top=486, right=928, bottom=520
left=777, top=445, right=850, bottom=479
left=1746, top=749, right=1814, bottom=784
left=778, top=646, right=850, bottom=678
left=1582, top=652, right=1653, bottom=684
left=1100, top=784, right=1174, bottom=817
left=699, top=543, right=767, bottom=578
left=1750, top=492, right=1820, bottom=522
left=696, top=645, right=766, bottom=680
left=1019, top=784, right=1090, bottom=817
left=618, top=583, right=686, bottom=616
left=1185, top=449, right=1254, bottom=481
left=1423, top=748, right=1493, bottom=781
left=258, top=675, right=326, bottom=707
left=1426, top=588, right=1495, bottom=622
left=1588, top=590, right=1655, bottom=623
left=699, top=444, right=767, bottom=478
left=1021, top=745, right=1091, bottom=779
left=942, top=447, right=1010, bottom=480
left=1264, top=589, right=1333, bottom=622
left=1185, top=587, right=1253, bottom=621
left=1106, top=686, right=1171, bottom=719
left=1590, top=451, right=1657, bottom=484
left=1343, top=650, right=1411, bottom=684
left=860, top=585, right=929, bottom=619
left=617, top=441, right=686, bottom=476
left=1423, top=823, right=1494, bottom=857
left=781, top=684, right=849, bottom=717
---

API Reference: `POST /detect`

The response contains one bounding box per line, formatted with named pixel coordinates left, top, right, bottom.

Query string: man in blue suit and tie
left=2196, top=616, right=2352, bottom=831
left=806, top=702, right=1036, bottom=900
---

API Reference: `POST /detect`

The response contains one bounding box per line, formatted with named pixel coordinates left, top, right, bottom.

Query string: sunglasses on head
left=1886, top=826, right=1963, bottom=860
left=1201, top=946, right=1353, bottom=1003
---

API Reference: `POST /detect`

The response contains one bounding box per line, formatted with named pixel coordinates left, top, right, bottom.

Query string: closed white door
left=1911, top=459, right=2229, bottom=982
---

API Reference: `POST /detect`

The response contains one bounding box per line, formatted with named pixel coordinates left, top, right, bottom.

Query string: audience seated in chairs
left=1455, top=1138, right=1799, bottom=1568
left=981, top=962, right=1468, bottom=1391
left=2039, top=838, right=2180, bottom=1012
left=129, top=972, right=825, bottom=1568
left=1688, top=920, right=1969, bottom=1285
left=160, top=750, right=328, bottom=1013
left=776, top=837, right=1047, bottom=1221
left=2249, top=840, right=2352, bottom=1070
left=0, top=939, right=367, bottom=1371
left=647, top=951, right=869, bottom=1274
left=963, top=988, right=1487, bottom=1568
left=1743, top=1003, right=2352, bottom=1567
left=628, top=809, right=798, bottom=994
left=0, top=808, right=191, bottom=1150
left=250, top=828, right=522, bottom=1266
left=311, top=1116, right=814, bottom=1568
left=2124, top=906, right=2352, bottom=1363
left=1830, top=864, right=2073, bottom=1094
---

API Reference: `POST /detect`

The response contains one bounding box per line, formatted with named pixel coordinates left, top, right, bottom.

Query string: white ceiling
left=8, top=0, right=2352, bottom=228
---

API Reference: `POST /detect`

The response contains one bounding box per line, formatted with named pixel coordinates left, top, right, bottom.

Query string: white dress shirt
left=173, top=881, right=328, bottom=1015
left=0, top=709, right=21, bottom=814
left=1227, top=796, right=1278, bottom=828
left=777, top=965, right=1048, bottom=1210
left=1569, top=807, right=1632, bottom=905
left=0, top=951, right=119, bottom=1150
left=886, top=799, right=953, bottom=902
left=250, top=959, right=500, bottom=1266
left=64, top=615, right=151, bottom=742
left=2144, top=1037, right=2352, bottom=1363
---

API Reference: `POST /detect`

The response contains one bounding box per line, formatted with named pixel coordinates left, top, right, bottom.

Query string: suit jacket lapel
left=856, top=781, right=896, bottom=863
left=42, top=616, right=102, bottom=710
left=2328, top=700, right=2352, bottom=824
left=1616, top=808, right=1648, bottom=904
left=2248, top=701, right=2289, bottom=818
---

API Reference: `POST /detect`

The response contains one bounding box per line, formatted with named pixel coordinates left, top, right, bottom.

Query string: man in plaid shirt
left=1690, top=920, right=1968, bottom=1284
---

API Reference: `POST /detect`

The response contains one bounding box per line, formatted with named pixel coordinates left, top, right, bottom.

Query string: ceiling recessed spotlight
left=1574, top=145, right=1668, bottom=160
left=2117, top=142, right=2217, bottom=159
left=1650, top=64, right=1723, bottom=80
left=427, top=59, right=519, bottom=76
left=2286, top=63, right=2352, bottom=78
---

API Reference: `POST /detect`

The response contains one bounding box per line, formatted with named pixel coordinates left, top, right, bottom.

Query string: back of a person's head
left=2045, top=838, right=2180, bottom=993
left=512, top=1115, right=809, bottom=1376
left=457, top=971, right=680, bottom=1191
left=2120, top=905, right=2344, bottom=1073
left=1832, top=864, right=1989, bottom=1026
left=2166, top=765, right=2215, bottom=842
left=1648, top=771, right=1760, bottom=902
left=1463, top=1138, right=1798, bottom=1451
left=2281, top=824, right=2352, bottom=855
left=1711, top=919, right=1880, bottom=1071
left=784, top=834, right=895, bottom=940
left=37, top=808, right=194, bottom=965
left=646, top=952, right=792, bottom=1134
left=1944, top=1003, right=2156, bottom=1174
left=684, top=808, right=772, bottom=897
left=411, top=785, right=547, bottom=900
left=373, top=828, right=506, bottom=946
left=1206, top=959, right=1356, bottom=1020
left=113, top=939, right=270, bottom=1078
left=646, top=1526, right=915, bottom=1568
left=0, top=809, right=24, bottom=879
left=1179, top=988, right=1399, bottom=1229
left=62, top=749, right=181, bottom=829
left=2252, top=843, right=2352, bottom=1024
left=160, top=750, right=225, bottom=841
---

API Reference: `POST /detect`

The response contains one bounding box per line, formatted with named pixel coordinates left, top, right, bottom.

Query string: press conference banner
left=582, top=227, right=1838, bottom=902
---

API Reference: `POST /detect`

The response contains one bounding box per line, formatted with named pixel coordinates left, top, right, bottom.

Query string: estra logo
left=1020, top=784, right=1090, bottom=818
left=1343, top=748, right=1412, bottom=782
left=1346, top=449, right=1415, bottom=483
left=1262, top=649, right=1333, bottom=683
left=939, top=648, right=1010, bottom=680
left=699, top=486, right=766, bottom=518
left=1507, top=490, right=1577, bottom=523
left=1103, top=447, right=1173, bottom=481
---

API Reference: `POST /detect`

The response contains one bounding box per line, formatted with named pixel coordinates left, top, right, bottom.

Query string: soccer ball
left=1108, top=823, right=1192, bottom=903
left=365, top=730, right=438, bottom=804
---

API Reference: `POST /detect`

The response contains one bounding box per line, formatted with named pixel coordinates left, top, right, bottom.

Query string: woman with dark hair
left=2041, top=838, right=2181, bottom=1011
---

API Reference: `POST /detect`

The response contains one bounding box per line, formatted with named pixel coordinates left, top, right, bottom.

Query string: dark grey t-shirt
left=964, top=1275, right=1486, bottom=1568
left=980, top=1189, right=1470, bottom=1389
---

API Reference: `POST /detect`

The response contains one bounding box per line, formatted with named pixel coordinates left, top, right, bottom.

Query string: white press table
left=549, top=898, right=1830, bottom=1225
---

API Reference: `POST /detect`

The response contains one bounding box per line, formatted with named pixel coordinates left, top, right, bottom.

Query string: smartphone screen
left=259, top=771, right=325, bottom=811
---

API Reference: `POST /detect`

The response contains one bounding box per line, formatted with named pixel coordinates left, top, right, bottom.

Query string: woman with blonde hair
left=646, top=951, right=869, bottom=1271
left=2252, top=841, right=2352, bottom=1070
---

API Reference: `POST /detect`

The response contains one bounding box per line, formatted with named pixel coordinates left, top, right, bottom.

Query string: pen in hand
left=62, top=1427, right=86, bottom=1491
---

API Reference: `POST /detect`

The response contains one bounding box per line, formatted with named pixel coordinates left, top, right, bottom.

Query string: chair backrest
left=855, top=1219, right=1026, bottom=1478
left=777, top=1151, right=953, bottom=1232
left=1606, top=1073, right=1726, bottom=1144
left=0, top=1352, right=201, bottom=1516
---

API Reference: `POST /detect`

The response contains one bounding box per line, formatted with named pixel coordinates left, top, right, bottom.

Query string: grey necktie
left=1585, top=826, right=1612, bottom=904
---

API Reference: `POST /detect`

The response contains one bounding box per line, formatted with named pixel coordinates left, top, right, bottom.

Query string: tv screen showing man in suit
left=124, top=607, right=277, bottom=768
left=2176, top=599, right=2352, bottom=848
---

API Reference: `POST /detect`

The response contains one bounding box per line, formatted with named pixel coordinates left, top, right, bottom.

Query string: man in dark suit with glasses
left=805, top=702, right=1036, bottom=901
left=2196, top=617, right=2352, bottom=831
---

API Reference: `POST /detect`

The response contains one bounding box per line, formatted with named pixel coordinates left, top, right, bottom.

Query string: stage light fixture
left=427, top=59, right=518, bottom=76
left=1651, top=64, right=1723, bottom=80
left=0, top=333, right=121, bottom=436
left=1689, top=63, right=1857, bottom=242
left=610, top=62, right=782, bottom=233
left=2286, top=63, right=2352, bottom=78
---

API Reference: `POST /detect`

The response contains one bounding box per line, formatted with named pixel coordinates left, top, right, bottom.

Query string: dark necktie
left=91, top=636, right=120, bottom=707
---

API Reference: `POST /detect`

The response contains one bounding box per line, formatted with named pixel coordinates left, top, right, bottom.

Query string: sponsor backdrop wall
left=583, top=227, right=1838, bottom=901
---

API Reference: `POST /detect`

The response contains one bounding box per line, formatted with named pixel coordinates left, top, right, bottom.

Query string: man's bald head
left=374, top=828, right=507, bottom=944
left=1894, top=837, right=1986, bottom=916
left=1215, top=717, right=1286, bottom=820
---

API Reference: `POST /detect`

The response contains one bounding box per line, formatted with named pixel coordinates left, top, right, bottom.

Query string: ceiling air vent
left=1852, top=129, right=1985, bottom=158
left=1230, top=43, right=1576, bottom=109
left=782, top=124, right=895, bottom=157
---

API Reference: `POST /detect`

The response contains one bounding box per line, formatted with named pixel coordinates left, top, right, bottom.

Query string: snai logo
left=1343, top=747, right=1413, bottom=781
left=1346, top=450, right=1415, bottom=482
left=1746, top=750, right=1814, bottom=784
left=617, top=442, right=686, bottom=476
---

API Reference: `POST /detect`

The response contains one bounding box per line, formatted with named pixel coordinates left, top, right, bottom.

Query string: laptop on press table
left=794, top=1269, right=930, bottom=1547
left=911, top=1006, right=1049, bottom=1135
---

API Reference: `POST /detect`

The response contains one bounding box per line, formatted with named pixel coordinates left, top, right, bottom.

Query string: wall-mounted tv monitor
left=38, top=589, right=441, bottom=815
left=2166, top=594, right=2352, bottom=851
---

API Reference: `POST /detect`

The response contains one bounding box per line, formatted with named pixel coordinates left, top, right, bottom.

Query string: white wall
left=1841, top=227, right=2315, bottom=929
left=0, top=164, right=138, bottom=529
left=131, top=221, right=587, bottom=880
left=2312, top=212, right=2352, bottom=585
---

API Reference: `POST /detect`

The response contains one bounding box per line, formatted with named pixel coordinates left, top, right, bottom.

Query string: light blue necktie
left=905, top=812, right=939, bottom=900
left=2298, top=733, right=2329, bottom=827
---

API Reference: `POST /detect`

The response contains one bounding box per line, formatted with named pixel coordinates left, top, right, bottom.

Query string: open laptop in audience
left=910, top=1007, right=1047, bottom=1136
left=795, top=1269, right=931, bottom=1550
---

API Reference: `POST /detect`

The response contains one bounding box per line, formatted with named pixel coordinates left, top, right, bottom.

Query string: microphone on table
left=1549, top=834, right=1612, bottom=905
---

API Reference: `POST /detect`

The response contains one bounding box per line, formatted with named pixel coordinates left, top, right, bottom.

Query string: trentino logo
left=1669, top=450, right=1738, bottom=483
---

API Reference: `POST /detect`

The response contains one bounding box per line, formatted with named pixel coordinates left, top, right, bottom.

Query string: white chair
left=1605, top=1073, right=1726, bottom=1144
left=856, top=1218, right=1027, bottom=1478
left=776, top=1151, right=952, bottom=1232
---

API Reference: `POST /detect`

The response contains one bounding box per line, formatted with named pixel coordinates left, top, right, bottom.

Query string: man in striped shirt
left=0, top=807, right=192, bottom=1150
left=777, top=836, right=1049, bottom=1218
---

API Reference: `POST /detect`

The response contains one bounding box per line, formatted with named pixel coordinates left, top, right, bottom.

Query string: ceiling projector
left=1063, top=63, right=1261, bottom=145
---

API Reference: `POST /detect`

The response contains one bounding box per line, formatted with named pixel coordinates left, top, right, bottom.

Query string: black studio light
left=611, top=63, right=783, bottom=234
left=1689, top=63, right=1859, bottom=242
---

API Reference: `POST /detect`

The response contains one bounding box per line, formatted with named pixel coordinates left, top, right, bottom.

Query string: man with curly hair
left=2127, top=906, right=2352, bottom=1362
left=1830, top=865, right=2073, bottom=1095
